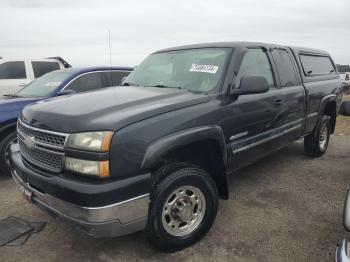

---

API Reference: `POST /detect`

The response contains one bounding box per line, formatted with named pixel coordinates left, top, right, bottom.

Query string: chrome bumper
left=12, top=170, right=150, bottom=237
left=336, top=239, right=350, bottom=262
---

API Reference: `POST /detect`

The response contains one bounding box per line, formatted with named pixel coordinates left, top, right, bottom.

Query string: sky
left=1, top=0, right=349, bottom=67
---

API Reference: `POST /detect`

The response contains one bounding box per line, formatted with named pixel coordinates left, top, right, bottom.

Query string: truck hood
left=21, top=86, right=210, bottom=133
left=0, top=97, right=41, bottom=113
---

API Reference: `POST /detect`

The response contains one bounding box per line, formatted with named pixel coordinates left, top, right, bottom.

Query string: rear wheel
left=304, top=115, right=331, bottom=157
left=146, top=163, right=219, bottom=252
left=0, top=131, right=17, bottom=175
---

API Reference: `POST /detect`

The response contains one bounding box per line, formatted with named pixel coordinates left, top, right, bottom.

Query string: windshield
left=125, top=48, right=230, bottom=93
left=337, top=65, right=350, bottom=73
left=16, top=70, right=72, bottom=98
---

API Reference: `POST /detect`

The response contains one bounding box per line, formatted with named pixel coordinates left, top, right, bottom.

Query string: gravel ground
left=0, top=135, right=350, bottom=262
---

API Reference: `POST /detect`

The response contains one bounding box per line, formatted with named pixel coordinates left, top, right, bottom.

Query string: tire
left=146, top=163, right=219, bottom=252
left=304, top=115, right=331, bottom=157
left=0, top=131, right=17, bottom=175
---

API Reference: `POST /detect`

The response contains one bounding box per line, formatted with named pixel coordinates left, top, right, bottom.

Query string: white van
left=337, top=64, right=350, bottom=88
left=0, top=57, right=70, bottom=97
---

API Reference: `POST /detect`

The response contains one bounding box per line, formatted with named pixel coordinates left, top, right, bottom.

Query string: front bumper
left=336, top=239, right=350, bottom=262
left=10, top=144, right=150, bottom=237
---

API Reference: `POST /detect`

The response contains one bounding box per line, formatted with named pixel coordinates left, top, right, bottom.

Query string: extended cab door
left=224, top=47, right=288, bottom=172
left=269, top=47, right=306, bottom=143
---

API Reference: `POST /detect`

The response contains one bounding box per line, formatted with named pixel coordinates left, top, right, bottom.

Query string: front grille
left=18, top=121, right=67, bottom=148
left=19, top=140, right=63, bottom=173
left=17, top=120, right=68, bottom=173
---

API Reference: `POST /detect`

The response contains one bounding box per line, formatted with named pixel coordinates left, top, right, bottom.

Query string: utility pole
left=108, top=30, right=112, bottom=66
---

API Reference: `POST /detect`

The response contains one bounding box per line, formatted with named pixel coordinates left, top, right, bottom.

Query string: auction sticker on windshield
left=45, top=82, right=62, bottom=87
left=189, top=64, right=219, bottom=74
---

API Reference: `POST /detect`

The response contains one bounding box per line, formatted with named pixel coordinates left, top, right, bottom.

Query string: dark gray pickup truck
left=9, top=42, right=343, bottom=251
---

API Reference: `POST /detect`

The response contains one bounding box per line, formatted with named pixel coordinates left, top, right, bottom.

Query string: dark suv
left=0, top=67, right=132, bottom=175
left=10, top=42, right=342, bottom=251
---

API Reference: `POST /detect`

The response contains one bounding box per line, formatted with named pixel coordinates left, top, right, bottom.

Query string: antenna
left=108, top=30, right=112, bottom=66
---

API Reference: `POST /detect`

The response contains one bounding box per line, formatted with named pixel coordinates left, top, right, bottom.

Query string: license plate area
left=19, top=185, right=33, bottom=203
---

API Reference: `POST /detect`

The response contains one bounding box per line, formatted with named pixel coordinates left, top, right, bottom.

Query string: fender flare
left=318, top=94, right=337, bottom=117
left=141, top=125, right=227, bottom=170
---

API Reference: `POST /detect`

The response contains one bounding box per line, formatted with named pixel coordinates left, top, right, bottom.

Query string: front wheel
left=304, top=115, right=331, bottom=157
left=146, top=164, right=219, bottom=252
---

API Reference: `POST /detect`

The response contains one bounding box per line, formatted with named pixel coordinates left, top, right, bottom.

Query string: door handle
left=274, top=98, right=283, bottom=106
left=19, top=83, right=26, bottom=87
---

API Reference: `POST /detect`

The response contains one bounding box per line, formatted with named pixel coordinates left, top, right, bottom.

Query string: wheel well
left=159, top=140, right=228, bottom=199
left=0, top=124, right=17, bottom=141
left=323, top=101, right=337, bottom=133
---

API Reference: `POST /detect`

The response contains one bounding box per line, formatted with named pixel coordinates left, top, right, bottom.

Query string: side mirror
left=340, top=101, right=350, bottom=116
left=57, top=89, right=76, bottom=96
left=231, top=76, right=269, bottom=95
left=120, top=76, right=128, bottom=85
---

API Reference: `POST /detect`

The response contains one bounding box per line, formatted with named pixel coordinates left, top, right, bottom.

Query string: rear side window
left=271, top=49, right=298, bottom=87
left=66, top=72, right=106, bottom=93
left=0, top=61, right=26, bottom=79
left=110, top=71, right=131, bottom=86
left=337, top=65, right=350, bottom=73
left=300, top=54, right=335, bottom=76
left=235, top=49, right=275, bottom=88
left=32, top=61, right=60, bottom=78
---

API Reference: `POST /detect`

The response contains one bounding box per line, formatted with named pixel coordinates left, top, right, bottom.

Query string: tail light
left=346, top=74, right=349, bottom=81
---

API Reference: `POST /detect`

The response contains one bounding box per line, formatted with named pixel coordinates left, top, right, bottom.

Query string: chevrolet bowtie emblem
left=24, top=136, right=35, bottom=149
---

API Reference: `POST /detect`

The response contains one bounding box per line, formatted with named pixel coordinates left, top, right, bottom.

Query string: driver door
left=223, top=47, right=286, bottom=172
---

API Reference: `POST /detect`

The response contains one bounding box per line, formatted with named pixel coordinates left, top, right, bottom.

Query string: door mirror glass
left=57, top=89, right=76, bottom=96
left=340, top=101, right=350, bottom=116
left=231, top=76, right=269, bottom=95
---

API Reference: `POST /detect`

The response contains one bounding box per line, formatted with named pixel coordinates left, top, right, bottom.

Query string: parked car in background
left=0, top=57, right=71, bottom=97
left=337, top=64, right=350, bottom=90
left=9, top=42, right=342, bottom=251
left=336, top=102, right=350, bottom=261
left=0, top=66, right=132, bottom=176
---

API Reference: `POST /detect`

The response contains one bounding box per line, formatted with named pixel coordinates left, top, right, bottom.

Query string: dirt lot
left=0, top=135, right=349, bottom=262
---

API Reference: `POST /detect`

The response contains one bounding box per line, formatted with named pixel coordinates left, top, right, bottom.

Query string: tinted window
left=32, top=61, right=60, bottom=78
left=110, top=71, right=131, bottom=86
left=271, top=49, right=298, bottom=87
left=300, top=54, right=335, bottom=76
left=337, top=65, right=350, bottom=73
left=66, top=72, right=105, bottom=92
left=0, top=61, right=26, bottom=79
left=235, top=49, right=274, bottom=88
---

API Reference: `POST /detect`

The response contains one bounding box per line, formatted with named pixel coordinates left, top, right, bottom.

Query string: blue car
left=0, top=66, right=132, bottom=175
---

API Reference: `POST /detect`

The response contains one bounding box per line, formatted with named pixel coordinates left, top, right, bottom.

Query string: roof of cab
left=154, top=41, right=330, bottom=56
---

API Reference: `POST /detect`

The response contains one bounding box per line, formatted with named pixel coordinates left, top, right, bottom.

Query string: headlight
left=65, top=157, right=109, bottom=178
left=67, top=131, right=113, bottom=152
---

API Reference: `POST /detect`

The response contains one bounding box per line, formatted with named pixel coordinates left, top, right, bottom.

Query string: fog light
left=65, top=157, right=109, bottom=178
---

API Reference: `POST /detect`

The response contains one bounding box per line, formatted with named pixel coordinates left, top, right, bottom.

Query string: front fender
left=141, top=125, right=227, bottom=170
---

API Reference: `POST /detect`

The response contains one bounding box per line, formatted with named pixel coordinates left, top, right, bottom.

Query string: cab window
left=271, top=49, right=298, bottom=87
left=0, top=61, right=27, bottom=79
left=32, top=61, right=60, bottom=78
left=66, top=72, right=107, bottom=93
left=110, top=71, right=131, bottom=86
left=235, top=49, right=274, bottom=88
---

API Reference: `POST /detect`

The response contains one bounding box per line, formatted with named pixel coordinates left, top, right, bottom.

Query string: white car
left=337, top=64, right=350, bottom=89
left=0, top=57, right=70, bottom=97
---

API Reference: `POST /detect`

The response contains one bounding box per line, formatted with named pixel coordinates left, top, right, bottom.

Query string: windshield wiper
left=3, top=94, right=23, bottom=98
left=120, top=82, right=139, bottom=86
left=147, top=84, right=182, bottom=89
